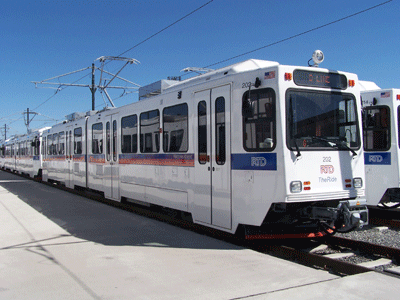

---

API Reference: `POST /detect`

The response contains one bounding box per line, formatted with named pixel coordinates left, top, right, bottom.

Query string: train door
left=104, top=114, right=120, bottom=200
left=194, top=84, right=231, bottom=229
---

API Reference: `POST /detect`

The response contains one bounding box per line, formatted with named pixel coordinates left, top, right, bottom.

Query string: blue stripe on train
left=364, top=152, right=391, bottom=165
left=231, top=153, right=277, bottom=170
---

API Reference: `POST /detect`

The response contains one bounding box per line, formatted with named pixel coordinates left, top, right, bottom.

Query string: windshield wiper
left=311, top=136, right=357, bottom=156
left=293, top=140, right=301, bottom=157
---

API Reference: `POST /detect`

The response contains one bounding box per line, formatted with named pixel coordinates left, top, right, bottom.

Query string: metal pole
left=27, top=108, right=30, bottom=133
left=91, top=63, right=96, bottom=111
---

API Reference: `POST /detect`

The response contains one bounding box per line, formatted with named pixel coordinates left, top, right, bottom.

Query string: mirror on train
left=242, top=98, right=253, bottom=118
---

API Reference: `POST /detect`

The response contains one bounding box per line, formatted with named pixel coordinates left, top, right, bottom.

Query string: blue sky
left=1, top=0, right=398, bottom=137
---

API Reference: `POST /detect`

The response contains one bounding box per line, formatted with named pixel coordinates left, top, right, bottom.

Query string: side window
left=362, top=106, right=390, bottom=151
left=163, top=103, right=188, bottom=152
left=198, top=101, right=208, bottom=164
left=74, top=127, right=83, bottom=154
left=140, top=109, right=160, bottom=153
left=59, top=132, right=65, bottom=155
left=54, top=133, right=59, bottom=155
left=398, top=106, right=400, bottom=149
left=106, top=122, right=111, bottom=161
left=47, top=134, right=52, bottom=155
left=242, top=88, right=276, bottom=152
left=215, top=97, right=226, bottom=165
left=42, top=137, right=46, bottom=157
left=121, top=115, right=138, bottom=153
left=113, top=120, right=117, bottom=161
left=92, top=123, right=103, bottom=154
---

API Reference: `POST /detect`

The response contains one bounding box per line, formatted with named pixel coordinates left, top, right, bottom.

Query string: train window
left=215, top=97, right=226, bottom=165
left=53, top=133, right=59, bottom=155
left=106, top=122, right=111, bottom=161
left=47, top=135, right=52, bottom=155
left=53, top=134, right=57, bottom=155
left=121, top=115, right=138, bottom=153
left=287, top=90, right=360, bottom=151
left=59, top=132, right=65, bottom=155
left=69, top=131, right=72, bottom=158
left=163, top=103, right=188, bottom=152
left=74, top=127, right=83, bottom=155
left=42, top=137, right=46, bottom=157
left=362, top=106, right=390, bottom=151
left=92, top=123, right=103, bottom=154
left=243, top=88, right=276, bottom=152
left=140, top=109, right=160, bottom=153
left=113, top=120, right=117, bottom=161
left=398, top=106, right=400, bottom=149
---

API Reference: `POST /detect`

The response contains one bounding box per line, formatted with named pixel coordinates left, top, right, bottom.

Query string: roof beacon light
left=312, top=50, right=324, bottom=67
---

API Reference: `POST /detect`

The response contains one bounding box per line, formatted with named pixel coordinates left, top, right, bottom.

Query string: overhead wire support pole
left=32, top=56, right=141, bottom=110
left=95, top=56, right=140, bottom=108
left=23, top=108, right=39, bottom=134
left=91, top=63, right=97, bottom=111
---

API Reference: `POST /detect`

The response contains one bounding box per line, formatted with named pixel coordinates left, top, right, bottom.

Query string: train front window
left=286, top=90, right=360, bottom=151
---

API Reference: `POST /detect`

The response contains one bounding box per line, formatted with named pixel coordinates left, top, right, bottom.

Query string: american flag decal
left=381, top=92, right=390, bottom=98
left=264, top=71, right=275, bottom=79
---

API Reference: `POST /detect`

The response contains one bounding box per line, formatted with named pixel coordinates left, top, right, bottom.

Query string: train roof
left=359, top=80, right=381, bottom=92
left=139, top=59, right=279, bottom=100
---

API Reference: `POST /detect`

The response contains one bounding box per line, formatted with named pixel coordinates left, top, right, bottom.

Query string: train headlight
left=312, top=50, right=324, bottom=66
left=290, top=181, right=302, bottom=193
left=353, top=178, right=363, bottom=189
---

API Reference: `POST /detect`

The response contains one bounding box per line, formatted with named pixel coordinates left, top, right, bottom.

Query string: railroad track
left=244, top=236, right=400, bottom=279
left=250, top=235, right=400, bottom=278
left=368, top=205, right=400, bottom=228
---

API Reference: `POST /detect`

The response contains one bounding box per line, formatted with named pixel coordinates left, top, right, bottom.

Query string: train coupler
left=310, top=199, right=368, bottom=233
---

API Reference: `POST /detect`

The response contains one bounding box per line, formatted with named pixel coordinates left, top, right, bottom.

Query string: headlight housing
left=353, top=177, right=363, bottom=188
left=290, top=181, right=302, bottom=193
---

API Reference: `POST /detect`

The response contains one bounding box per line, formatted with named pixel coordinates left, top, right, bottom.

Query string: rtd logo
left=369, top=155, right=383, bottom=163
left=251, top=157, right=267, bottom=167
left=320, top=165, right=334, bottom=174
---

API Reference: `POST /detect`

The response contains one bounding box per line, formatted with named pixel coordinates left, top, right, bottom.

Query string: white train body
left=1, top=128, right=48, bottom=178
left=360, top=82, right=400, bottom=206
left=1, top=59, right=368, bottom=236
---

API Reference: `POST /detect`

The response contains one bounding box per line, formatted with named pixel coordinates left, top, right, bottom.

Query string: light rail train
left=361, top=81, right=400, bottom=208
left=0, top=52, right=369, bottom=238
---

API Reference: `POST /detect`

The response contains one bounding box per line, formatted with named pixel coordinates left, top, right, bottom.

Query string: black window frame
left=286, top=89, right=361, bottom=152
left=362, top=105, right=391, bottom=151
left=162, top=103, right=188, bottom=153
left=242, top=88, right=276, bottom=152
left=140, top=109, right=160, bottom=153
left=121, top=114, right=138, bottom=154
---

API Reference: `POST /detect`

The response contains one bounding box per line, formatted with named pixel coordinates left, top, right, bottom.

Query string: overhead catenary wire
left=116, top=0, right=214, bottom=58
left=202, top=0, right=393, bottom=69
left=28, top=0, right=215, bottom=116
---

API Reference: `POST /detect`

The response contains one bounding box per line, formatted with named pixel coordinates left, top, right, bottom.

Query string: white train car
left=39, top=53, right=368, bottom=237
left=2, top=137, right=17, bottom=172
left=360, top=81, right=400, bottom=207
left=0, top=128, right=49, bottom=178
left=42, top=113, right=88, bottom=189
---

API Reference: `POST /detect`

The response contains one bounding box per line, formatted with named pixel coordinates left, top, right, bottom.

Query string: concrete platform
left=0, top=170, right=399, bottom=299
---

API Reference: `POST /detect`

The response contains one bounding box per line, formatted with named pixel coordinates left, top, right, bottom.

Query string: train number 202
left=242, top=82, right=252, bottom=88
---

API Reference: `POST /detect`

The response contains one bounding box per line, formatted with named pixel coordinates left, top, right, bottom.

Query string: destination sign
left=293, top=70, right=347, bottom=90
